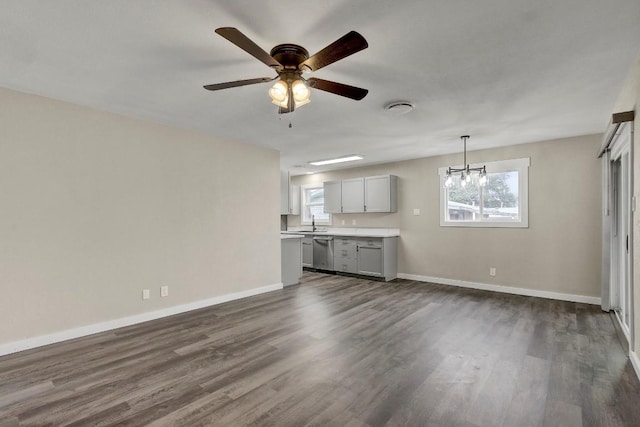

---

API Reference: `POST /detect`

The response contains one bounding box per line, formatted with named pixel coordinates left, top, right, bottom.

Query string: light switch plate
left=413, top=208, right=421, bottom=215
left=161, top=286, right=169, bottom=297
left=142, top=289, right=150, bottom=300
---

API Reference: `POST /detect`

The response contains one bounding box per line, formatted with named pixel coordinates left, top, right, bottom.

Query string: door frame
left=607, top=122, right=634, bottom=346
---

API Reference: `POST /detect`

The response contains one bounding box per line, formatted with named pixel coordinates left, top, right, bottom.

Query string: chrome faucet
left=312, top=215, right=316, bottom=232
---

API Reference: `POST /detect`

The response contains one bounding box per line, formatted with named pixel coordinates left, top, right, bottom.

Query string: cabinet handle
left=364, top=205, right=367, bottom=212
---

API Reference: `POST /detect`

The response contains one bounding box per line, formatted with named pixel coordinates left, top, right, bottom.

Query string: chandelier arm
left=444, top=135, right=486, bottom=181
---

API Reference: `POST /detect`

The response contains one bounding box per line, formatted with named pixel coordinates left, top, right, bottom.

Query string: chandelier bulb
left=444, top=174, right=453, bottom=188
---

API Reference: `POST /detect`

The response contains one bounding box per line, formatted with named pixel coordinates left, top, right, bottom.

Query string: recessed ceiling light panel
left=308, top=154, right=364, bottom=166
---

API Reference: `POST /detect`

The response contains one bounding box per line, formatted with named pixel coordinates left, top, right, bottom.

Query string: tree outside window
left=440, top=158, right=529, bottom=227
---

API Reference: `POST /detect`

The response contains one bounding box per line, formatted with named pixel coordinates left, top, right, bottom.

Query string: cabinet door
left=365, top=175, right=398, bottom=213
left=289, top=185, right=300, bottom=215
left=323, top=180, right=342, bottom=213
left=280, top=170, right=290, bottom=214
left=341, top=178, right=365, bottom=213
left=357, top=244, right=384, bottom=277
left=302, top=237, right=313, bottom=267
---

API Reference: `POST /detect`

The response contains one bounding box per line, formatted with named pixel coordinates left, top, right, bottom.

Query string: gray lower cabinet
left=302, top=236, right=313, bottom=267
left=281, top=237, right=302, bottom=286
left=357, top=240, right=384, bottom=277
left=329, top=236, right=397, bottom=281
left=333, top=238, right=358, bottom=273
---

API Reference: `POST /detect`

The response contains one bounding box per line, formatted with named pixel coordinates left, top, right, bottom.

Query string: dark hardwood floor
left=1, top=272, right=639, bottom=426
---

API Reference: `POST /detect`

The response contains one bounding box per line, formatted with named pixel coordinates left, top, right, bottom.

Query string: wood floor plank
left=0, top=271, right=639, bottom=426
left=543, top=399, right=583, bottom=427
left=502, top=355, right=551, bottom=427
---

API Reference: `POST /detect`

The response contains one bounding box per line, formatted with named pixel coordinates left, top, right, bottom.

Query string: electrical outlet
left=413, top=208, right=421, bottom=216
left=161, top=286, right=169, bottom=297
left=489, top=267, right=496, bottom=277
left=352, top=219, right=357, bottom=225
left=142, top=289, right=150, bottom=300
left=341, top=219, right=345, bottom=225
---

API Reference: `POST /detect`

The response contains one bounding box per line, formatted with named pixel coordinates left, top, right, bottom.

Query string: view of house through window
left=440, top=158, right=529, bottom=227
left=301, top=184, right=331, bottom=225
left=447, top=171, right=519, bottom=221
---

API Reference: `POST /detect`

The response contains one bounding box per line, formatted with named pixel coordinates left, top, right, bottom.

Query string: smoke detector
left=384, top=101, right=414, bottom=115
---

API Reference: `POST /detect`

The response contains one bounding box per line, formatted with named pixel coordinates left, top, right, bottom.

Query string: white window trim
left=438, top=157, right=530, bottom=228
left=300, top=183, right=332, bottom=225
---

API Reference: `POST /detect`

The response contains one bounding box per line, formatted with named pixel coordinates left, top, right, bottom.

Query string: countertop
left=281, top=234, right=304, bottom=240
left=282, top=227, right=400, bottom=238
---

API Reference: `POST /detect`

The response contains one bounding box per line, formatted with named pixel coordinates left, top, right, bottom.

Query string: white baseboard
left=0, top=283, right=283, bottom=357
left=631, top=350, right=640, bottom=382
left=397, top=273, right=601, bottom=305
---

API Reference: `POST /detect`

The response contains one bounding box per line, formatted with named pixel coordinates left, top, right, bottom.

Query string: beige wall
left=612, top=53, right=640, bottom=353
left=291, top=134, right=602, bottom=298
left=0, top=87, right=281, bottom=344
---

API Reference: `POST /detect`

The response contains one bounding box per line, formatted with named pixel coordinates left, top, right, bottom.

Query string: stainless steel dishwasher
left=312, top=236, right=334, bottom=270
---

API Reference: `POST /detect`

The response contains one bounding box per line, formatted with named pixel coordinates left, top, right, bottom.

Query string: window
left=439, top=158, right=529, bottom=227
left=301, top=184, right=332, bottom=225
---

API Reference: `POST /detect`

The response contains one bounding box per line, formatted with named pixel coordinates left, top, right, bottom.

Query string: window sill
left=440, top=221, right=528, bottom=228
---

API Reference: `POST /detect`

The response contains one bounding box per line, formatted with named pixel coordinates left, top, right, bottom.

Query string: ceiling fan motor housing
left=270, top=44, right=309, bottom=70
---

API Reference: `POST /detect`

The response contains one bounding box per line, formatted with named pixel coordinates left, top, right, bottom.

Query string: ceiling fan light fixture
left=292, top=79, right=310, bottom=104
left=269, top=80, right=288, bottom=106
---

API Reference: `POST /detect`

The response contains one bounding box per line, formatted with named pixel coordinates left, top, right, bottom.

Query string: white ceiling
left=1, top=1, right=639, bottom=174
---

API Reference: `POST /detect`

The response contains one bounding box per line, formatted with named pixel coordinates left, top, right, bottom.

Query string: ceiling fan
left=204, top=27, right=369, bottom=114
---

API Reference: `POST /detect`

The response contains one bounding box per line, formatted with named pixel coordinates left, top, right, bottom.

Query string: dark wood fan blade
left=203, top=77, right=275, bottom=91
left=307, top=78, right=368, bottom=100
left=300, top=31, right=368, bottom=72
left=215, top=27, right=283, bottom=70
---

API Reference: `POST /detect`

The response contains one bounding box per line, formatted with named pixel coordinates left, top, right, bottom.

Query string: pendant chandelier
left=444, top=135, right=487, bottom=188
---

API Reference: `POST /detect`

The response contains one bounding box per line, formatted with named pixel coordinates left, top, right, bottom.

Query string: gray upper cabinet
left=341, top=178, right=365, bottom=213
left=280, top=171, right=300, bottom=215
left=323, top=180, right=342, bottom=213
left=365, top=175, right=397, bottom=213
left=322, top=174, right=397, bottom=214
